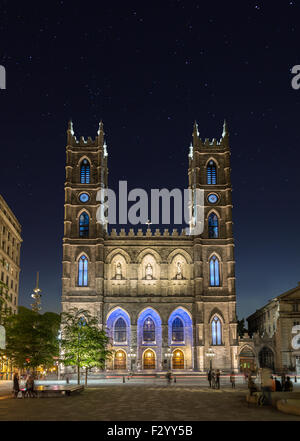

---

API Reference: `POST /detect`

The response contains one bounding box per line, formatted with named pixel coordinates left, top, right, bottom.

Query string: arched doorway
left=172, top=350, right=184, bottom=369
left=259, top=346, right=274, bottom=370
left=114, top=350, right=127, bottom=370
left=239, top=347, right=256, bottom=372
left=143, top=349, right=156, bottom=369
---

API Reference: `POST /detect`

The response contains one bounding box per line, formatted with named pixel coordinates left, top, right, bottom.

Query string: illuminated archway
left=114, top=350, right=127, bottom=370
left=143, top=349, right=156, bottom=370
left=172, top=350, right=184, bottom=369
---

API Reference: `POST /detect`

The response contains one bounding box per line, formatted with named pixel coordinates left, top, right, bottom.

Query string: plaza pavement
left=0, top=378, right=300, bottom=421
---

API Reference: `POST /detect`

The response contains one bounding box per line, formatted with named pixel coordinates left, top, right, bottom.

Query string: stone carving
left=115, top=262, right=122, bottom=280
left=145, top=263, right=153, bottom=280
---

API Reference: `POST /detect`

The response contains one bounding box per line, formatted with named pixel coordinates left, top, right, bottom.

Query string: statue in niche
left=176, top=261, right=183, bottom=279
left=145, top=263, right=153, bottom=280
left=115, top=262, right=122, bottom=279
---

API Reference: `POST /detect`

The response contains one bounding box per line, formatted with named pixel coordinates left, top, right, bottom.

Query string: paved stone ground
left=0, top=382, right=300, bottom=421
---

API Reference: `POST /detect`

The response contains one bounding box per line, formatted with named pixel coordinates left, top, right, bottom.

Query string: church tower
left=61, top=121, right=108, bottom=322
left=189, top=121, right=238, bottom=371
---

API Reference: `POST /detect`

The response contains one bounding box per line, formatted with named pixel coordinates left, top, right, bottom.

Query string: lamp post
left=164, top=347, right=173, bottom=370
left=206, top=348, right=215, bottom=371
left=127, top=347, right=136, bottom=372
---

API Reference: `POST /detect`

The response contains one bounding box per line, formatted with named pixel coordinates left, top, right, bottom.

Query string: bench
left=30, top=385, right=84, bottom=398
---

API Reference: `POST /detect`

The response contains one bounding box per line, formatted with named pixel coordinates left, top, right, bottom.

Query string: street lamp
left=127, top=347, right=136, bottom=372
left=164, top=347, right=173, bottom=370
left=206, top=348, right=215, bottom=370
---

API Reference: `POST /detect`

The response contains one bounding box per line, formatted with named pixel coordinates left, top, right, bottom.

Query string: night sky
left=1, top=1, right=300, bottom=321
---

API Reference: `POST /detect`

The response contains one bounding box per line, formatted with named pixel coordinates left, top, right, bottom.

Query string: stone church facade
left=61, top=120, right=239, bottom=372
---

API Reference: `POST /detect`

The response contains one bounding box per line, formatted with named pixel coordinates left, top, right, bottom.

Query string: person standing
left=216, top=369, right=220, bottom=389
left=12, top=372, right=19, bottom=398
left=230, top=371, right=235, bottom=389
left=207, top=370, right=212, bottom=388
left=211, top=370, right=216, bottom=389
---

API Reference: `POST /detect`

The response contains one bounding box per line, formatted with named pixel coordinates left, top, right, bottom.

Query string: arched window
left=114, top=317, right=127, bottom=343
left=80, top=159, right=90, bottom=184
left=212, top=316, right=222, bottom=345
left=259, top=347, right=274, bottom=369
left=172, top=317, right=184, bottom=342
left=143, top=317, right=155, bottom=342
left=208, top=213, right=219, bottom=238
left=207, top=160, right=217, bottom=184
left=78, top=255, right=88, bottom=286
left=209, top=255, right=220, bottom=286
left=79, top=212, right=89, bottom=238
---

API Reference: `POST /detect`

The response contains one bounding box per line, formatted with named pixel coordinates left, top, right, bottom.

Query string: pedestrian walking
left=281, top=373, right=286, bottom=390
left=230, top=371, right=235, bottom=389
left=284, top=376, right=293, bottom=392
left=12, top=372, right=20, bottom=398
left=216, top=369, right=220, bottom=389
left=248, top=376, right=258, bottom=396
left=207, top=370, right=212, bottom=388
left=166, top=371, right=172, bottom=385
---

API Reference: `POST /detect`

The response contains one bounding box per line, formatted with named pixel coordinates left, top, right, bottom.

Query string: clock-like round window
left=79, top=193, right=90, bottom=203
left=208, top=193, right=219, bottom=204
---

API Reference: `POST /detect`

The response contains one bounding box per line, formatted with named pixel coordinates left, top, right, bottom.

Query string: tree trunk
left=77, top=364, right=80, bottom=385
left=85, top=367, right=88, bottom=386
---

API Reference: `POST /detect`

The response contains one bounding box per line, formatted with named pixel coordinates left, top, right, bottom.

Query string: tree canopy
left=60, top=308, right=111, bottom=384
left=1, top=306, right=60, bottom=370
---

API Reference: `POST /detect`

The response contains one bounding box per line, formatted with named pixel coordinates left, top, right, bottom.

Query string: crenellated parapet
left=107, top=227, right=189, bottom=238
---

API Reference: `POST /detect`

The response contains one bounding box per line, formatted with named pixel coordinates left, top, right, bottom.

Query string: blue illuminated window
left=208, top=213, right=219, bottom=238
left=209, top=255, right=220, bottom=286
left=78, top=255, right=88, bottom=286
left=80, top=159, right=90, bottom=184
left=212, top=316, right=222, bottom=345
left=79, top=193, right=90, bottom=203
left=207, top=160, right=217, bottom=184
left=172, top=317, right=184, bottom=342
left=143, top=317, right=155, bottom=342
left=79, top=212, right=89, bottom=238
left=114, top=317, right=127, bottom=343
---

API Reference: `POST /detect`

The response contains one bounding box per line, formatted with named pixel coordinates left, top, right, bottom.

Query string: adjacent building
left=61, top=120, right=239, bottom=372
left=247, top=283, right=300, bottom=374
left=0, top=194, right=22, bottom=379
left=0, top=194, right=22, bottom=316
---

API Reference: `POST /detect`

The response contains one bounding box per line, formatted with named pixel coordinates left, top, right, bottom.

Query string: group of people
left=13, top=372, right=36, bottom=398
left=207, top=369, right=221, bottom=389
left=247, top=369, right=294, bottom=405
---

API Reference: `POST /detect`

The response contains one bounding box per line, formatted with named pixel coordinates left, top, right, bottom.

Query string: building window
left=207, top=160, right=217, bottom=184
left=212, top=316, right=222, bottom=345
left=293, top=303, right=299, bottom=312
left=114, top=317, right=127, bottom=343
left=208, top=213, right=219, bottom=238
left=143, top=317, right=155, bottom=343
left=209, top=255, right=220, bottom=286
left=78, top=255, right=88, bottom=286
left=172, top=317, right=184, bottom=342
left=80, top=159, right=90, bottom=184
left=79, top=212, right=89, bottom=238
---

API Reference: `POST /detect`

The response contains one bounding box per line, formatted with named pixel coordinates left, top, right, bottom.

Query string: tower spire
left=31, top=271, right=42, bottom=313
left=193, top=121, right=199, bottom=139
left=222, top=119, right=229, bottom=138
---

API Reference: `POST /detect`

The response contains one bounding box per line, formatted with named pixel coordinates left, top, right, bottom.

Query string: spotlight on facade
left=206, top=347, right=215, bottom=370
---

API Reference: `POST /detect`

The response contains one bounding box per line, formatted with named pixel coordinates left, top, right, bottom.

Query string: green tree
left=60, top=308, right=111, bottom=385
left=0, top=306, right=60, bottom=372
left=237, top=318, right=248, bottom=338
